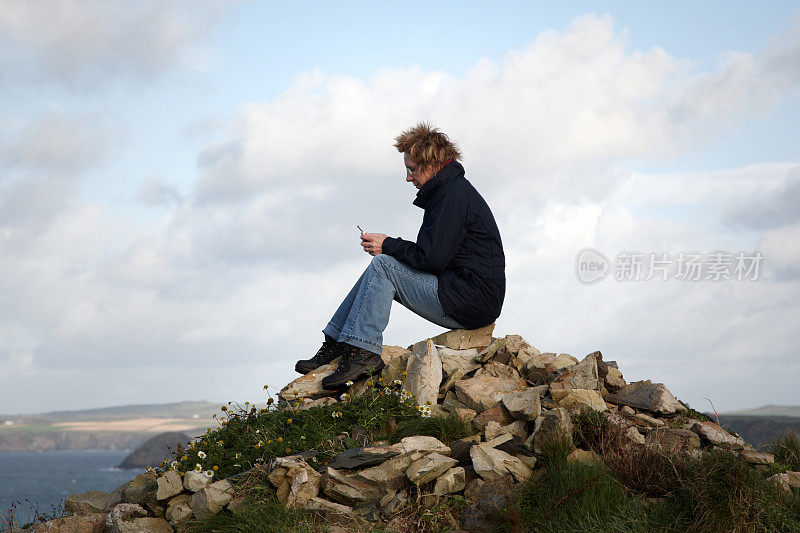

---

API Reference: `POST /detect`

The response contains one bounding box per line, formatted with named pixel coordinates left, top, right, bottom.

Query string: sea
left=0, top=450, right=142, bottom=522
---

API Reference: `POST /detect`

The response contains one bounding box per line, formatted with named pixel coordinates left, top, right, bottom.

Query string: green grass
left=389, top=411, right=476, bottom=444
left=504, top=413, right=800, bottom=532
left=154, top=379, right=426, bottom=480
left=770, top=430, right=800, bottom=471
left=188, top=496, right=321, bottom=533
left=511, top=437, right=680, bottom=532
left=187, top=472, right=322, bottom=533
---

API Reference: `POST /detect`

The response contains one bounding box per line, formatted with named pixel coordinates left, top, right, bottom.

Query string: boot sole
left=321, top=361, right=386, bottom=390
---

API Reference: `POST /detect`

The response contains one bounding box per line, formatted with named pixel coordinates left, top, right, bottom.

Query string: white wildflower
left=197, top=451, right=207, bottom=459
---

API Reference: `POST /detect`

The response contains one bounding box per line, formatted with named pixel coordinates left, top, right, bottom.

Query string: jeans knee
left=370, top=254, right=397, bottom=270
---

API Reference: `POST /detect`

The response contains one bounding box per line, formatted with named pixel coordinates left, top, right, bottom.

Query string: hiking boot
left=321, top=344, right=385, bottom=390
left=295, top=334, right=343, bottom=374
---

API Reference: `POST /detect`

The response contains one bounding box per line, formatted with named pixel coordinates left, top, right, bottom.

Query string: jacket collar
left=413, top=161, right=464, bottom=209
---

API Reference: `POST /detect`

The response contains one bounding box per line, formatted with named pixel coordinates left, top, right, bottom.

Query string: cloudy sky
left=1, top=1, right=799, bottom=415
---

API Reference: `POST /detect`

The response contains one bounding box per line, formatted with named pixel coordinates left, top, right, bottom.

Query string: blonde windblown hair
left=393, top=122, right=462, bottom=174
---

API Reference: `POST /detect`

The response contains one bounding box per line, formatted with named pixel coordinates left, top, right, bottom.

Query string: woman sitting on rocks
left=295, top=123, right=506, bottom=388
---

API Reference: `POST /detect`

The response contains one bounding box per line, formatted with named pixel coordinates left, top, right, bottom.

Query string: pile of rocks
left=30, top=325, right=800, bottom=532
left=19, top=469, right=235, bottom=532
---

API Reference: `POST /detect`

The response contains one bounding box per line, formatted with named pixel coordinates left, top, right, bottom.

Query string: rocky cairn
left=36, top=325, right=800, bottom=532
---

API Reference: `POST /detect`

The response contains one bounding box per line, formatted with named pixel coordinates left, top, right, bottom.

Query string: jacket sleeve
left=382, top=191, right=468, bottom=273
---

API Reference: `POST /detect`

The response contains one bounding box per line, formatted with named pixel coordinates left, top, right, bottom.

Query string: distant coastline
left=0, top=401, right=218, bottom=452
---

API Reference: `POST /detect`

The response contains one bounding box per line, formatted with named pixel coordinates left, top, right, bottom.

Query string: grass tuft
left=770, top=430, right=800, bottom=471
left=153, top=379, right=423, bottom=479
left=389, top=412, right=475, bottom=444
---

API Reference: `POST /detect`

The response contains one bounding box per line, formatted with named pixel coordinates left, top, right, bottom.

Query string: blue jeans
left=323, top=255, right=465, bottom=355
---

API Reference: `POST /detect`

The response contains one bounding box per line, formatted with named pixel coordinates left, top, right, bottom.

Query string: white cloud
left=1, top=13, right=800, bottom=412
left=0, top=0, right=227, bottom=87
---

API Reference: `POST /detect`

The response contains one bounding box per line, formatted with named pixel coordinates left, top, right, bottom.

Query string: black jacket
left=382, top=161, right=505, bottom=329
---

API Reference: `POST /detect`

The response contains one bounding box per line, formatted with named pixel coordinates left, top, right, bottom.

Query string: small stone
left=454, top=372, right=527, bottom=412
left=524, top=353, right=578, bottom=382
left=183, top=470, right=212, bottom=492
left=380, top=346, right=413, bottom=384
left=305, top=496, right=354, bottom=515
left=633, top=412, right=665, bottom=427
left=785, top=471, right=800, bottom=488
left=454, top=407, right=478, bottom=422
left=105, top=504, right=151, bottom=533
left=329, top=446, right=400, bottom=469
left=533, top=407, right=573, bottom=454
left=606, top=380, right=684, bottom=415
left=567, top=449, right=603, bottom=465
left=551, top=354, right=579, bottom=371
left=296, top=397, right=337, bottom=410
left=121, top=473, right=158, bottom=505
left=431, top=324, right=495, bottom=351
left=517, top=454, right=537, bottom=470
left=470, top=445, right=532, bottom=483
left=322, top=467, right=386, bottom=506
left=474, top=405, right=515, bottom=430
left=625, top=426, right=646, bottom=445
left=278, top=360, right=341, bottom=401
left=112, top=517, right=173, bottom=533
left=770, top=472, right=800, bottom=492
left=165, top=503, right=192, bottom=528
left=64, top=490, right=120, bottom=515
left=25, top=514, right=106, bottom=532
left=645, top=429, right=701, bottom=453
left=620, top=405, right=635, bottom=415
left=691, top=421, right=747, bottom=450
left=440, top=347, right=481, bottom=380
left=551, top=388, right=607, bottom=412
left=464, top=478, right=486, bottom=501
left=550, top=353, right=599, bottom=391
left=380, top=490, right=408, bottom=516
left=501, top=388, right=542, bottom=421
left=190, top=488, right=222, bottom=518
left=740, top=450, right=774, bottom=465
left=512, top=346, right=543, bottom=374
left=433, top=467, right=466, bottom=495
left=156, top=470, right=184, bottom=500
left=474, top=362, right=522, bottom=380
left=604, top=367, right=626, bottom=392
left=406, top=452, right=459, bottom=485
left=395, top=435, right=451, bottom=455
left=476, top=338, right=506, bottom=363
left=404, top=339, right=442, bottom=407
left=144, top=501, right=165, bottom=519
left=483, top=433, right=514, bottom=449
left=358, top=451, right=422, bottom=491
left=268, top=459, right=321, bottom=508
left=166, top=493, right=190, bottom=508
left=484, top=420, right=528, bottom=442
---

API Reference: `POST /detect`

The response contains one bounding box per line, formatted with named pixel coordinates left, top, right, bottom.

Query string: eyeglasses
left=405, top=166, right=417, bottom=175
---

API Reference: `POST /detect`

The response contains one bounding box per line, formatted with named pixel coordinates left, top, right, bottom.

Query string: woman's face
left=404, top=153, right=435, bottom=189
